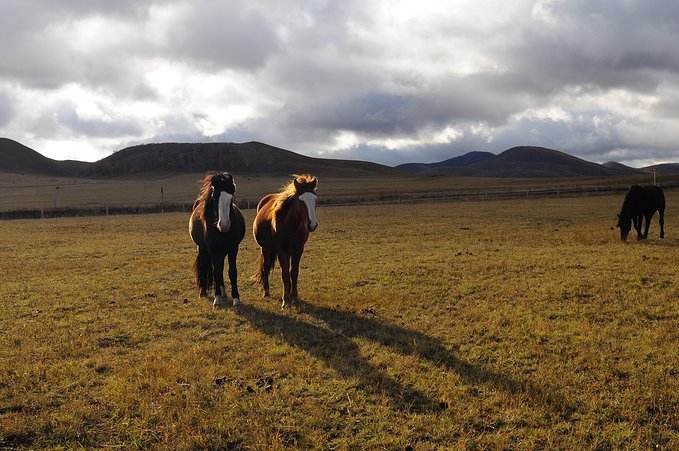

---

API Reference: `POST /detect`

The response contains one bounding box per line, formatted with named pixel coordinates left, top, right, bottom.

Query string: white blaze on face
left=217, top=191, right=233, bottom=233
left=299, top=192, right=318, bottom=231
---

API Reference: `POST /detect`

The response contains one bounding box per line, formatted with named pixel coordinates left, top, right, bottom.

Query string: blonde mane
left=269, top=174, right=317, bottom=231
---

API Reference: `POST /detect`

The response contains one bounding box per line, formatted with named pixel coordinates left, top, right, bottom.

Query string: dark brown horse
left=189, top=172, right=246, bottom=307
left=252, top=174, right=318, bottom=307
left=617, top=185, right=665, bottom=241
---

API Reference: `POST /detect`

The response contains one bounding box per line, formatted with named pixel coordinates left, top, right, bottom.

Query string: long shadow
left=238, top=304, right=442, bottom=413
left=295, top=300, right=576, bottom=418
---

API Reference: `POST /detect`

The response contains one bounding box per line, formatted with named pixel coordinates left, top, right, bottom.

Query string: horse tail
left=251, top=249, right=276, bottom=287
left=194, top=246, right=213, bottom=295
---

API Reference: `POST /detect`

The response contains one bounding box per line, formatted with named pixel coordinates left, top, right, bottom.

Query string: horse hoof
left=213, top=295, right=228, bottom=308
left=233, top=298, right=241, bottom=307
left=263, top=292, right=271, bottom=299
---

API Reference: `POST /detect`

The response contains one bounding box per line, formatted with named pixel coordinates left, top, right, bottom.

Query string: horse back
left=643, top=185, right=665, bottom=212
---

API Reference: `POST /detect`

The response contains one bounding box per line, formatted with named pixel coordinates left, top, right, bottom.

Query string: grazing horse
left=252, top=174, right=319, bottom=307
left=617, top=185, right=665, bottom=241
left=189, top=172, right=246, bottom=307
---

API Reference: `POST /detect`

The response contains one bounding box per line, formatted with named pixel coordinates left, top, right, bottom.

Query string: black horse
left=617, top=185, right=665, bottom=241
left=189, top=172, right=246, bottom=307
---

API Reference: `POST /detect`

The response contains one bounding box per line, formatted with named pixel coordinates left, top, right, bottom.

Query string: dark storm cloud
left=55, top=104, right=144, bottom=138
left=0, top=0, right=280, bottom=91
left=0, top=0, right=154, bottom=91
left=2, top=0, right=679, bottom=164
left=504, top=1, right=679, bottom=91
left=165, top=1, right=281, bottom=71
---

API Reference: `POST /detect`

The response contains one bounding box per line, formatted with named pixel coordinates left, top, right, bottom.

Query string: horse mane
left=269, top=174, right=317, bottom=230
left=194, top=172, right=219, bottom=223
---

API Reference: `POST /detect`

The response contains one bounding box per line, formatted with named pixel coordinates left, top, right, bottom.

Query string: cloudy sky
left=1, top=0, right=679, bottom=166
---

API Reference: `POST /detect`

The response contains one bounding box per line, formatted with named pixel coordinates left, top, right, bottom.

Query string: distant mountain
left=602, top=161, right=644, bottom=175
left=2, top=138, right=674, bottom=179
left=400, top=146, right=643, bottom=178
left=0, top=138, right=87, bottom=176
left=0, top=140, right=398, bottom=178
left=87, top=142, right=398, bottom=177
left=397, top=151, right=495, bottom=174
left=641, top=163, right=679, bottom=176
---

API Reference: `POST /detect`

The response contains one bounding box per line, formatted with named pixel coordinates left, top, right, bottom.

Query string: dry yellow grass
left=1, top=193, right=679, bottom=449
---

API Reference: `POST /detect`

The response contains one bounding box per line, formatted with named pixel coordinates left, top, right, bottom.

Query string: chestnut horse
left=252, top=174, right=318, bottom=307
left=189, top=172, right=246, bottom=307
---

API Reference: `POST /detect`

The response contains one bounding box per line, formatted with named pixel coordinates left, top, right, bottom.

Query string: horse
left=617, top=185, right=665, bottom=241
left=252, top=174, right=319, bottom=307
left=189, top=172, right=246, bottom=307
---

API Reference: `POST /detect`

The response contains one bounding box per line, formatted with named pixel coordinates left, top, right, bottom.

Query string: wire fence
left=2, top=181, right=678, bottom=220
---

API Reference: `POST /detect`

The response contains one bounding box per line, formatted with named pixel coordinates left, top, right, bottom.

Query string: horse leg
left=277, top=251, right=292, bottom=308
left=195, top=245, right=211, bottom=298
left=659, top=209, right=665, bottom=239
left=227, top=246, right=240, bottom=306
left=643, top=213, right=652, bottom=239
left=634, top=215, right=643, bottom=240
left=212, top=252, right=228, bottom=308
left=261, top=249, right=274, bottom=299
left=290, top=250, right=302, bottom=303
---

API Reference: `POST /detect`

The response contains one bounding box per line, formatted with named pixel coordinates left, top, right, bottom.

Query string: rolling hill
left=0, top=138, right=88, bottom=176
left=462, top=146, right=621, bottom=178
left=400, top=146, right=646, bottom=178
left=602, top=161, right=644, bottom=176
left=642, top=163, right=679, bottom=176
left=0, top=140, right=398, bottom=178
left=397, top=151, right=495, bottom=174
left=87, top=142, right=398, bottom=177
left=1, top=138, right=674, bottom=179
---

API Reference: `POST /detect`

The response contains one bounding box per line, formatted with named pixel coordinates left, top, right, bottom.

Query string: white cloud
left=1, top=0, right=679, bottom=166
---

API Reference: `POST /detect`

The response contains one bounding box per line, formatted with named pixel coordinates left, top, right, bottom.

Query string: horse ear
left=293, top=178, right=302, bottom=191
left=310, top=177, right=318, bottom=190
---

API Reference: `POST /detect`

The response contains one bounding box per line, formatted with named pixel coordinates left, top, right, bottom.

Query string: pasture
left=1, top=194, right=679, bottom=449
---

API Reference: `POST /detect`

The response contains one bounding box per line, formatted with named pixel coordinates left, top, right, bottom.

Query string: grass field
left=2, top=194, right=679, bottom=449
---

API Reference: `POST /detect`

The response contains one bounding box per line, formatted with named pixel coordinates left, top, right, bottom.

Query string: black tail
left=194, top=246, right=213, bottom=295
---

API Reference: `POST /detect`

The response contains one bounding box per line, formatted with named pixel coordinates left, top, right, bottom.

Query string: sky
left=1, top=0, right=679, bottom=167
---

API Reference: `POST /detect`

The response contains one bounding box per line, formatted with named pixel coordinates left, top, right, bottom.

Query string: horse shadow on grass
left=238, top=303, right=439, bottom=412
left=238, top=301, right=575, bottom=417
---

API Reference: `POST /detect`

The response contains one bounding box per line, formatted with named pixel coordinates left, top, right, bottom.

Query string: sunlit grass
left=1, top=194, right=678, bottom=449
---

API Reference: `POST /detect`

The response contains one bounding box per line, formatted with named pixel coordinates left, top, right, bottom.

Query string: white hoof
left=232, top=298, right=241, bottom=307
left=213, top=295, right=228, bottom=308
